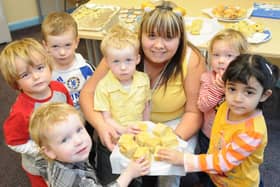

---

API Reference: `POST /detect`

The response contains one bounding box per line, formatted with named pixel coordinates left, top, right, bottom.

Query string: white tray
left=110, top=121, right=197, bottom=176
left=71, top=3, right=120, bottom=31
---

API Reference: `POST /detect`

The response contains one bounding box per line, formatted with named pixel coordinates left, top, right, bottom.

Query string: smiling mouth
left=76, top=146, right=87, bottom=154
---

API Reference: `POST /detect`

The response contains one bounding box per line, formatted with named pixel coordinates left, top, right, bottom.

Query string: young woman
left=80, top=1, right=206, bottom=186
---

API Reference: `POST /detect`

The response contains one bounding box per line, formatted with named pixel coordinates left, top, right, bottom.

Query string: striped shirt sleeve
left=183, top=129, right=263, bottom=174
left=197, top=72, right=224, bottom=112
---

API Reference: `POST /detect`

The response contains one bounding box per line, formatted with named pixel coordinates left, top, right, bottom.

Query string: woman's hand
left=96, top=123, right=118, bottom=151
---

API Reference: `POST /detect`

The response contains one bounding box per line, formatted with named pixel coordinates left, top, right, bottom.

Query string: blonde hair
left=100, top=24, right=139, bottom=57
left=0, top=38, right=53, bottom=90
left=41, top=12, right=78, bottom=40
left=209, top=29, right=248, bottom=55
left=29, top=102, right=84, bottom=153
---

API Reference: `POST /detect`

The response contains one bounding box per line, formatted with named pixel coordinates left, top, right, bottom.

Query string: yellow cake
left=132, top=146, right=151, bottom=161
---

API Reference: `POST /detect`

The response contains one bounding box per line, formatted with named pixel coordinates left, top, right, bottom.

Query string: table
left=77, top=0, right=280, bottom=66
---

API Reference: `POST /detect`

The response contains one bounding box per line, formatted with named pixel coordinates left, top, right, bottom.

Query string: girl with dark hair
left=157, top=54, right=279, bottom=187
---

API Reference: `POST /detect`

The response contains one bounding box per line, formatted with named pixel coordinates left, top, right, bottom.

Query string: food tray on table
left=71, top=3, right=120, bottom=31
left=184, top=17, right=224, bottom=46
left=110, top=121, right=196, bottom=176
left=225, top=19, right=272, bottom=44
left=202, top=6, right=253, bottom=22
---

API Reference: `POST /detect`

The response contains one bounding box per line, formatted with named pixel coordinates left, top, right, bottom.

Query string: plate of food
left=71, top=3, right=120, bottom=31
left=225, top=20, right=272, bottom=44
left=202, top=5, right=253, bottom=22
left=110, top=121, right=196, bottom=176
left=184, top=17, right=224, bottom=45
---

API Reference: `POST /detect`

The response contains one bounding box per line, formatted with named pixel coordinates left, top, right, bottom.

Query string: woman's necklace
left=144, top=62, right=169, bottom=94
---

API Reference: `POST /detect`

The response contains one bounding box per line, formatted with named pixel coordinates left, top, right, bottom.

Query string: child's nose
left=59, top=48, right=66, bottom=55
left=31, top=71, right=40, bottom=79
left=120, top=62, right=127, bottom=70
left=73, top=134, right=83, bottom=145
left=234, top=92, right=243, bottom=101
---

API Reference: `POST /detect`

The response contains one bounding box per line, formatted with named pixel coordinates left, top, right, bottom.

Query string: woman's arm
left=79, top=58, right=118, bottom=151
left=175, top=50, right=206, bottom=140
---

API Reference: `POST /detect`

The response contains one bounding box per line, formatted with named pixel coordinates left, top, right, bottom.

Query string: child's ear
left=42, top=40, right=48, bottom=51
left=260, top=89, right=272, bottom=102
left=41, top=146, right=56, bottom=160
left=75, top=37, right=80, bottom=49
left=136, top=54, right=141, bottom=65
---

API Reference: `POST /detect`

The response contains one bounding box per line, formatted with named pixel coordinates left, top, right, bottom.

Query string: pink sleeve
left=197, top=72, right=224, bottom=112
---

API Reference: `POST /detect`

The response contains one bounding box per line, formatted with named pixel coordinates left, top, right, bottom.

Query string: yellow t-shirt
left=94, top=70, right=151, bottom=125
left=151, top=52, right=188, bottom=123
left=208, top=102, right=267, bottom=187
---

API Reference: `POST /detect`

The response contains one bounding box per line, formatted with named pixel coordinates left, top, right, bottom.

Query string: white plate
left=202, top=7, right=253, bottom=22
left=247, top=29, right=271, bottom=44
left=184, top=17, right=224, bottom=46
left=110, top=121, right=197, bottom=175
left=227, top=19, right=272, bottom=44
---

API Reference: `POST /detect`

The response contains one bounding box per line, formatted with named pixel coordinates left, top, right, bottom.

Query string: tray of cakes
left=202, top=5, right=253, bottom=22
left=110, top=121, right=195, bottom=176
left=71, top=2, right=120, bottom=31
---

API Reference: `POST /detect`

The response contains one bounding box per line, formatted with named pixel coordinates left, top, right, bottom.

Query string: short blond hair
left=100, top=24, right=139, bottom=57
left=0, top=38, right=53, bottom=90
left=209, top=29, right=248, bottom=55
left=29, top=102, right=84, bottom=154
left=41, top=12, right=78, bottom=40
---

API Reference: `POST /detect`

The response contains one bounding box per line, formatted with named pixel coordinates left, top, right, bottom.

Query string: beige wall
left=3, top=0, right=38, bottom=23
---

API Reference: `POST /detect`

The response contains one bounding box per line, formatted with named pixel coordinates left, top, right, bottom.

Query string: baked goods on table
left=225, top=20, right=271, bottom=44
left=71, top=3, right=120, bottom=31
left=187, top=19, right=203, bottom=35
left=226, top=20, right=265, bottom=37
left=212, top=5, right=247, bottom=19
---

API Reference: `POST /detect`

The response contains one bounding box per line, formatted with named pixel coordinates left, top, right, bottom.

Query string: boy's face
left=43, top=29, right=79, bottom=70
left=43, top=114, right=92, bottom=163
left=210, top=40, right=239, bottom=75
left=106, top=46, right=140, bottom=85
left=16, top=52, right=52, bottom=99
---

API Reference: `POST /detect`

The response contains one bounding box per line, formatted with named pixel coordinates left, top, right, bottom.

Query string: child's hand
left=215, top=70, right=225, bottom=89
left=117, top=157, right=150, bottom=187
left=125, top=157, right=150, bottom=178
left=156, top=148, right=184, bottom=166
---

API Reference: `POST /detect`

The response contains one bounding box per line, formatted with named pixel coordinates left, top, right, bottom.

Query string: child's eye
left=113, top=60, right=120, bottom=64
left=51, top=45, right=59, bottom=48
left=245, top=90, right=255, bottom=96
left=212, top=53, right=219, bottom=57
left=61, top=137, right=68, bottom=144
left=77, top=127, right=83, bottom=133
left=65, top=43, right=72, bottom=47
left=36, top=64, right=45, bottom=71
left=227, top=86, right=235, bottom=92
left=19, top=72, right=29, bottom=79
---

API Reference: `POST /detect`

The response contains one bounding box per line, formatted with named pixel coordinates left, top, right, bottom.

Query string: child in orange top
left=196, top=29, right=248, bottom=185
left=157, top=54, right=279, bottom=187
